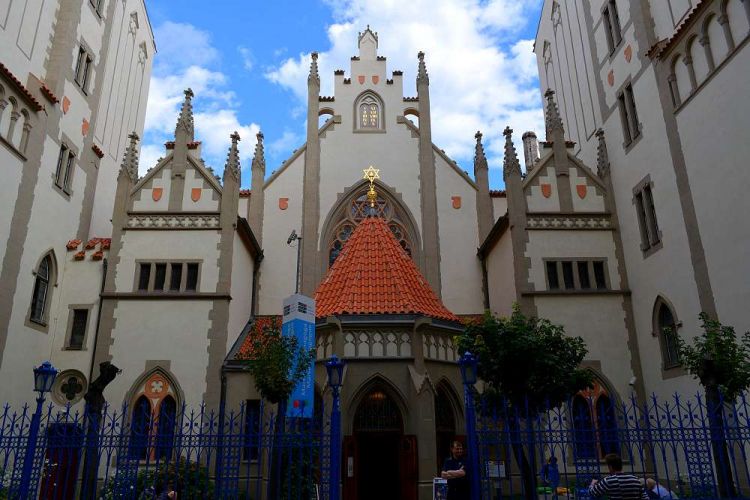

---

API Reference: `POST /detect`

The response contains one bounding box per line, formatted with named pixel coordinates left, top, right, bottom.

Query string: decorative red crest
left=62, top=96, right=70, bottom=114
left=152, top=188, right=163, bottom=202
left=607, top=70, right=614, bottom=87
left=191, top=188, right=202, bottom=202
left=541, top=184, right=552, bottom=198
left=451, top=196, right=461, bottom=209
left=279, top=197, right=289, bottom=210
left=358, top=75, right=365, bottom=84
left=81, top=118, right=90, bottom=137
left=372, top=75, right=379, bottom=84
left=576, top=184, right=587, bottom=199
left=624, top=45, right=632, bottom=63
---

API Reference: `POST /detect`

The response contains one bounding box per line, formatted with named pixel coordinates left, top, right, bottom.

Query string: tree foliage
left=455, top=306, right=592, bottom=411
left=676, top=313, right=750, bottom=399
left=244, top=321, right=315, bottom=405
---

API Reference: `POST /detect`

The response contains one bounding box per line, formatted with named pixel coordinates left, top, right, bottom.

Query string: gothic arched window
left=129, top=396, right=151, bottom=460
left=655, top=299, right=680, bottom=369
left=355, top=93, right=383, bottom=130
left=328, top=192, right=412, bottom=267
left=156, top=396, right=177, bottom=460
left=30, top=254, right=53, bottom=324
left=571, top=379, right=620, bottom=459
left=128, top=371, right=180, bottom=461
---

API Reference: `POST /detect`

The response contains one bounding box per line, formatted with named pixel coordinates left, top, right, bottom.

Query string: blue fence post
left=460, top=352, right=481, bottom=500
left=327, top=355, right=345, bottom=500
left=17, top=394, right=45, bottom=498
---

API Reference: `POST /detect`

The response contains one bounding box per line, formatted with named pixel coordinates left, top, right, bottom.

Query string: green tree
left=242, top=319, right=315, bottom=499
left=456, top=306, right=592, bottom=500
left=675, top=313, right=750, bottom=497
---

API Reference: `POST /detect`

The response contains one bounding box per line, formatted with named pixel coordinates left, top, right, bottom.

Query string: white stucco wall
left=486, top=231, right=515, bottom=317
left=228, top=234, right=255, bottom=353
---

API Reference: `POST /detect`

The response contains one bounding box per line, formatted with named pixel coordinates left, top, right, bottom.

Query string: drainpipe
left=88, top=258, right=107, bottom=382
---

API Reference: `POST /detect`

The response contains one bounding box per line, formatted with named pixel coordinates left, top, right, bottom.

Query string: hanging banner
left=282, top=294, right=316, bottom=418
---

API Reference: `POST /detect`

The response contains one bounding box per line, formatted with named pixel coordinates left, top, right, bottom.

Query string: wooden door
left=399, top=435, right=418, bottom=500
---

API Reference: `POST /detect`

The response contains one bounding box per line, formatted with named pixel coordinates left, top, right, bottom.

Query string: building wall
left=485, top=230, right=515, bottom=317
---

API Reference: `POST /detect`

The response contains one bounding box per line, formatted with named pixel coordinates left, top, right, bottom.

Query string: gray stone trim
left=126, top=214, right=220, bottom=229
left=102, top=292, right=230, bottom=300
left=527, top=214, right=612, bottom=230
left=300, top=68, right=321, bottom=296
left=521, top=289, right=629, bottom=297
left=62, top=303, right=94, bottom=350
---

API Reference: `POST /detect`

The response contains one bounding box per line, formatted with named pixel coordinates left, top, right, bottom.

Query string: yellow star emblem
left=363, top=166, right=380, bottom=184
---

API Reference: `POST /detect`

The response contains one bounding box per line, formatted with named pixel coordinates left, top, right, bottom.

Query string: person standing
left=541, top=456, right=560, bottom=497
left=441, top=441, right=469, bottom=500
left=589, top=454, right=648, bottom=500
left=645, top=478, right=678, bottom=499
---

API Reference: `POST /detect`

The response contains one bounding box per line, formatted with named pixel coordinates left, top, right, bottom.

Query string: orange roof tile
left=235, top=316, right=282, bottom=360
left=314, top=216, right=459, bottom=322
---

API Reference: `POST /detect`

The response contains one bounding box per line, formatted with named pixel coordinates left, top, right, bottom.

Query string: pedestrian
left=589, top=453, right=648, bottom=500
left=156, top=482, right=177, bottom=499
left=441, top=440, right=469, bottom=500
left=541, top=456, right=560, bottom=497
left=645, top=478, right=678, bottom=499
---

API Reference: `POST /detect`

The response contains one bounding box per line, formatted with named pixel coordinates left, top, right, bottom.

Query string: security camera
left=628, top=376, right=637, bottom=386
left=287, top=230, right=298, bottom=245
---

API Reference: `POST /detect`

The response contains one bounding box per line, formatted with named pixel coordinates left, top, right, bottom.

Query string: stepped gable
left=314, top=216, right=459, bottom=322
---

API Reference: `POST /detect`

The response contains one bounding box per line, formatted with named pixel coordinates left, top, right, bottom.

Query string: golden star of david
left=363, top=166, right=380, bottom=184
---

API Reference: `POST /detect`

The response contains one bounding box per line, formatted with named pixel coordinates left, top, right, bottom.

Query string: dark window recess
left=63, top=152, right=75, bottom=190
left=578, top=262, right=591, bottom=289
left=634, top=180, right=661, bottom=253
left=30, top=256, right=51, bottom=323
left=154, top=263, right=167, bottom=291
left=186, top=263, right=199, bottom=291
left=69, top=309, right=88, bottom=349
left=138, top=263, right=151, bottom=291
left=243, top=400, right=262, bottom=461
left=593, top=261, right=607, bottom=289
left=658, top=304, right=680, bottom=368
left=644, top=185, right=659, bottom=244
left=603, top=1, right=622, bottom=54
left=169, top=263, right=183, bottom=291
left=74, top=47, right=86, bottom=85
left=55, top=145, right=67, bottom=188
left=546, top=261, right=560, bottom=290
left=562, top=262, right=575, bottom=289
left=618, top=83, right=640, bottom=146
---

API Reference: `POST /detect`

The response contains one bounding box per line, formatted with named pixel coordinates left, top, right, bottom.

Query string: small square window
left=69, top=309, right=88, bottom=349
left=154, top=263, right=167, bottom=291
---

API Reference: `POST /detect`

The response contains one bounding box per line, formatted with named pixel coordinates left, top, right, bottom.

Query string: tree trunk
left=706, top=385, right=737, bottom=498
left=507, top=415, right=537, bottom=500
left=267, top=400, right=287, bottom=500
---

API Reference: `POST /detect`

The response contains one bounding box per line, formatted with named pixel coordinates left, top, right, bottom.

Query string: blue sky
left=140, top=0, right=544, bottom=189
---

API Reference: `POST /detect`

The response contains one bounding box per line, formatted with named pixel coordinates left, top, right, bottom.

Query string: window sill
left=661, top=364, right=686, bottom=380
left=521, top=289, right=630, bottom=297
left=622, top=129, right=642, bottom=153
left=640, top=240, right=663, bottom=259
left=63, top=346, right=86, bottom=351
left=26, top=317, right=50, bottom=333
left=52, top=182, right=73, bottom=199
left=353, top=129, right=386, bottom=134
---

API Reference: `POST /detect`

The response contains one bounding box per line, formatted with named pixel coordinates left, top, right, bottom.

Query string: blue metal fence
left=467, top=391, right=750, bottom=499
left=0, top=399, right=333, bottom=499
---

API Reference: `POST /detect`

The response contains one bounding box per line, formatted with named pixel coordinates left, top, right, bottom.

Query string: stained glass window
left=358, top=95, right=381, bottom=129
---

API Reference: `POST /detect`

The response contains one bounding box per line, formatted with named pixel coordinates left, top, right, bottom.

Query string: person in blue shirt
left=541, top=456, right=560, bottom=497
left=441, top=441, right=469, bottom=500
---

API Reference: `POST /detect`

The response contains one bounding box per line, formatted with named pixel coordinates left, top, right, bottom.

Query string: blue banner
left=282, top=294, right=316, bottom=418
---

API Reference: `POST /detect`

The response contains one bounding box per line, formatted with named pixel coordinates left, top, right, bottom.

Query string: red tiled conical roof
left=314, top=216, right=459, bottom=322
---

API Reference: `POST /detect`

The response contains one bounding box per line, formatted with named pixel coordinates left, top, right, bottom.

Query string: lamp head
left=34, top=361, right=58, bottom=395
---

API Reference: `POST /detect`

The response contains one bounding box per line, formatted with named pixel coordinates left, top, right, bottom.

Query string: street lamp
left=459, top=352, right=481, bottom=500
left=326, top=355, right=345, bottom=500
left=17, top=361, right=58, bottom=498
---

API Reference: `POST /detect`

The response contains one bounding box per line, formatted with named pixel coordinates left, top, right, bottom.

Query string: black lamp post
left=459, top=352, right=481, bottom=500
left=17, top=361, right=58, bottom=498
left=326, top=355, right=345, bottom=500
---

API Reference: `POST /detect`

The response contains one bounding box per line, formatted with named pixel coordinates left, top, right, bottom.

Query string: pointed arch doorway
left=343, top=386, right=417, bottom=500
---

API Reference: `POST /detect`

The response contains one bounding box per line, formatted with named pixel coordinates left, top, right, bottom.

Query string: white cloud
left=140, top=23, right=260, bottom=177
left=238, top=46, right=254, bottom=71
left=266, top=0, right=544, bottom=171
left=268, top=129, right=304, bottom=157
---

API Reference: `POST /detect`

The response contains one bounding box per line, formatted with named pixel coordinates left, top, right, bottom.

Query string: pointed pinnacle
left=502, top=126, right=522, bottom=178
left=595, top=128, right=610, bottom=178
left=544, top=88, right=565, bottom=140
left=252, top=131, right=265, bottom=173
left=417, top=51, right=428, bottom=84
left=474, top=131, right=488, bottom=172
left=308, top=52, right=320, bottom=85
left=120, top=131, right=140, bottom=181
left=175, top=88, right=195, bottom=139
left=224, top=131, right=241, bottom=180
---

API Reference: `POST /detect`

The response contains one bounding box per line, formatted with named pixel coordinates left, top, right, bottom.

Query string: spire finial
left=308, top=52, right=320, bottom=85
left=502, top=127, right=522, bottom=179
left=363, top=166, right=381, bottom=213
left=119, top=131, right=140, bottom=182
left=595, top=128, right=610, bottom=178
left=544, top=88, right=565, bottom=141
left=224, top=131, right=241, bottom=181
left=474, top=131, right=488, bottom=173
left=252, top=131, right=265, bottom=173
left=175, top=88, right=195, bottom=141
left=417, top=51, right=428, bottom=84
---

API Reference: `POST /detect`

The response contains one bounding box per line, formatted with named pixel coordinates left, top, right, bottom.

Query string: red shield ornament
left=451, top=196, right=461, bottom=209
left=279, top=197, right=289, bottom=210
left=624, top=45, right=632, bottom=63
left=145, top=374, right=168, bottom=398
left=152, top=188, right=163, bottom=202
left=62, top=96, right=70, bottom=114
left=577, top=184, right=587, bottom=199
left=608, top=70, right=615, bottom=87
left=372, top=75, right=379, bottom=84
left=191, top=188, right=202, bottom=202
left=81, top=119, right=90, bottom=137
left=358, top=75, right=365, bottom=84
left=541, top=184, right=552, bottom=198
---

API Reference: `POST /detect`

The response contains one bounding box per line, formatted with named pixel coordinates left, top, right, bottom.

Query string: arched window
left=656, top=300, right=680, bottom=369
left=571, top=395, right=596, bottom=459
left=596, top=394, right=619, bottom=456
left=327, top=191, right=413, bottom=268
left=355, top=93, right=383, bottom=130
left=354, top=388, right=402, bottom=433
left=572, top=379, right=620, bottom=459
left=129, top=396, right=151, bottom=460
left=155, top=396, right=177, bottom=460
left=30, top=254, right=53, bottom=324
